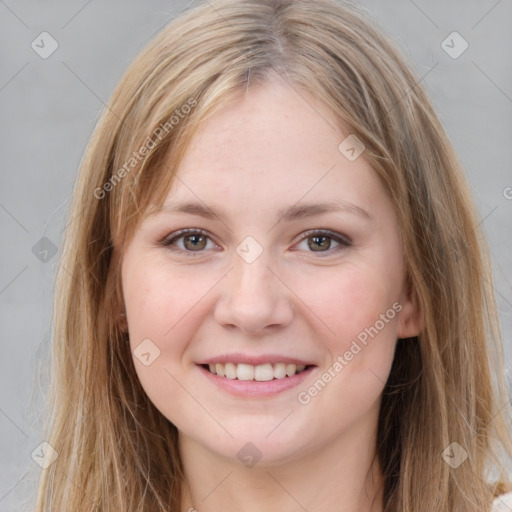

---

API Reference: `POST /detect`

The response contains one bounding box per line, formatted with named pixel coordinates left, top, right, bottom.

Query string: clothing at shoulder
left=493, top=492, right=512, bottom=511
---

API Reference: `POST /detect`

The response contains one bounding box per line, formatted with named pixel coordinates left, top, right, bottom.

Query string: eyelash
left=159, top=228, right=352, bottom=257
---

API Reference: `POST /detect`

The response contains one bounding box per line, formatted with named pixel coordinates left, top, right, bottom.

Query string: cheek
left=123, top=258, right=215, bottom=348
left=121, top=260, right=211, bottom=429
left=121, top=257, right=225, bottom=396
left=294, top=265, right=400, bottom=423
left=123, top=266, right=173, bottom=345
left=295, top=261, right=401, bottom=350
left=295, top=261, right=401, bottom=411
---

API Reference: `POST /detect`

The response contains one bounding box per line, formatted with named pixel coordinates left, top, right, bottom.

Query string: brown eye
left=182, top=234, right=207, bottom=251
left=308, top=235, right=332, bottom=251
left=162, top=229, right=217, bottom=254
left=294, top=230, right=351, bottom=255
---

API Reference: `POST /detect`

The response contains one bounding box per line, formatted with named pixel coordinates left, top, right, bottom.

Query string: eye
left=160, top=228, right=351, bottom=256
left=294, top=230, right=351, bottom=255
left=161, top=228, right=218, bottom=254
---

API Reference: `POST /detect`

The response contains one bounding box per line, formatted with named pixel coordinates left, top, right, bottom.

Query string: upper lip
left=197, top=353, right=315, bottom=366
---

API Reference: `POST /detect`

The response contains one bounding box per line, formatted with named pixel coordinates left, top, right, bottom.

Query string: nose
left=213, top=252, right=294, bottom=335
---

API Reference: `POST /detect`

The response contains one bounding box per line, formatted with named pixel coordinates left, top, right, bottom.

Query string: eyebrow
left=154, top=200, right=373, bottom=223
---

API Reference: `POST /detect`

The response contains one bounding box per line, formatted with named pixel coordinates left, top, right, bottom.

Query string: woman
left=35, top=0, right=512, bottom=510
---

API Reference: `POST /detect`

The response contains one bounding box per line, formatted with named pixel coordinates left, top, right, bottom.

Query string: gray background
left=1, top=0, right=511, bottom=509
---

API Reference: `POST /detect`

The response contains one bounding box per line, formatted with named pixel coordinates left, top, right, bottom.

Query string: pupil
left=309, top=235, right=330, bottom=251
left=185, top=235, right=206, bottom=250
left=182, top=234, right=332, bottom=252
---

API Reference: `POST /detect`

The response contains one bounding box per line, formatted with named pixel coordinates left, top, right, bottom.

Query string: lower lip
left=197, top=365, right=316, bottom=397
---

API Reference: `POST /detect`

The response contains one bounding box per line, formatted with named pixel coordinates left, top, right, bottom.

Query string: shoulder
left=493, top=492, right=512, bottom=511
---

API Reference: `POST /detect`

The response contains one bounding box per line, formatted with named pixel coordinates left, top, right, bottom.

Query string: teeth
left=237, top=363, right=254, bottom=381
left=286, top=363, right=296, bottom=377
left=273, top=363, right=287, bottom=379
left=205, top=362, right=308, bottom=381
left=254, top=364, right=274, bottom=381
left=224, top=362, right=237, bottom=379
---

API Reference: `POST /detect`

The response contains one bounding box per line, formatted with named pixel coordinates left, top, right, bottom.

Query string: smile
left=204, top=362, right=310, bottom=381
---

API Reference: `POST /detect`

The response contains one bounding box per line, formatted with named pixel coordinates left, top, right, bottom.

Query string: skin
left=121, top=75, right=421, bottom=512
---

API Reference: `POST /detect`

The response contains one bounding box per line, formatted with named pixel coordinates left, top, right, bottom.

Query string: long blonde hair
left=36, top=0, right=512, bottom=510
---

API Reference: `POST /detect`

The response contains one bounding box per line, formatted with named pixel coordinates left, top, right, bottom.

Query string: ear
left=116, top=304, right=129, bottom=333
left=396, top=274, right=424, bottom=339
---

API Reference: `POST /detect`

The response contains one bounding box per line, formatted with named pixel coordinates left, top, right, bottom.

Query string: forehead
left=154, top=79, right=384, bottom=222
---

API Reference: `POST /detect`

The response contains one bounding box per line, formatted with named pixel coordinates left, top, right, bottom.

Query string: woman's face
left=121, top=78, right=420, bottom=466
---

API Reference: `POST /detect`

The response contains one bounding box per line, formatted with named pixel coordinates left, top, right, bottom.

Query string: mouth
left=201, top=362, right=313, bottom=381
